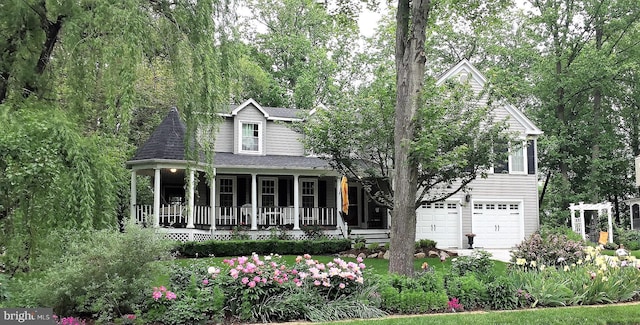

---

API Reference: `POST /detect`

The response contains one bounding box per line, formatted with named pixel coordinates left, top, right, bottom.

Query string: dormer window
left=240, top=121, right=262, bottom=153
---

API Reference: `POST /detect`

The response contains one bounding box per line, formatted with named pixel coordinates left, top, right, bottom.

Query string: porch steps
left=350, top=229, right=390, bottom=246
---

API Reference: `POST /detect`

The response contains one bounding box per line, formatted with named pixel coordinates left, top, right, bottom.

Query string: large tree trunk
left=389, top=0, right=431, bottom=276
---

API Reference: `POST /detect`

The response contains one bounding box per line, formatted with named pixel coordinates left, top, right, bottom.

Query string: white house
left=127, top=60, right=542, bottom=248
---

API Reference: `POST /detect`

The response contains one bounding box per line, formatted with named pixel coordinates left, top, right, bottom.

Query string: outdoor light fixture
left=169, top=168, right=177, bottom=173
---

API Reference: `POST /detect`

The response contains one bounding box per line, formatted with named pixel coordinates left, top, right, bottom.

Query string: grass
left=601, top=249, right=640, bottom=259
left=320, top=302, right=640, bottom=325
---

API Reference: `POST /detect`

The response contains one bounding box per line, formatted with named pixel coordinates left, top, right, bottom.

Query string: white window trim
left=509, top=141, right=527, bottom=175
left=238, top=120, right=263, bottom=154
left=259, top=177, right=278, bottom=207
left=490, top=140, right=528, bottom=175
left=216, top=176, right=236, bottom=207
left=299, top=178, right=318, bottom=208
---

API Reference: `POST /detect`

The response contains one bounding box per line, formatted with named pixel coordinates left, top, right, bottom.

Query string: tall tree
left=516, top=0, right=640, bottom=225
left=238, top=0, right=361, bottom=109
left=390, top=0, right=512, bottom=275
left=0, top=0, right=235, bottom=272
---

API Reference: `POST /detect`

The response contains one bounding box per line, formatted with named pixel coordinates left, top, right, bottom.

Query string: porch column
left=153, top=168, right=161, bottom=228
left=186, top=169, right=195, bottom=229
left=210, top=171, right=216, bottom=232
left=569, top=203, right=575, bottom=233
left=607, top=203, right=613, bottom=243
left=293, top=174, right=300, bottom=230
left=130, top=169, right=137, bottom=222
left=251, top=173, right=258, bottom=230
left=631, top=203, right=635, bottom=230
left=336, top=177, right=342, bottom=224
left=579, top=202, right=585, bottom=240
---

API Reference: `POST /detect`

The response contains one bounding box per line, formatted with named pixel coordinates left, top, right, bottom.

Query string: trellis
left=568, top=202, right=613, bottom=243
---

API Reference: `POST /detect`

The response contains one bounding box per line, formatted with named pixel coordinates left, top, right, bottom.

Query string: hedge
left=177, top=239, right=352, bottom=258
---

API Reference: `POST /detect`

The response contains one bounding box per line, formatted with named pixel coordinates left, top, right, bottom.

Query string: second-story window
left=241, top=122, right=261, bottom=153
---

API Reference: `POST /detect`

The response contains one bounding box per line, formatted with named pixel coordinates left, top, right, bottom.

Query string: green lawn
left=601, top=249, right=640, bottom=259
left=320, top=302, right=640, bottom=325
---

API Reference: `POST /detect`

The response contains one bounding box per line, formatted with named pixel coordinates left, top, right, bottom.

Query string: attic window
left=240, top=122, right=261, bottom=153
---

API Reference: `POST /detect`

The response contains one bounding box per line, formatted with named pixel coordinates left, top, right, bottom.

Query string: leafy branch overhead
left=300, top=76, right=512, bottom=210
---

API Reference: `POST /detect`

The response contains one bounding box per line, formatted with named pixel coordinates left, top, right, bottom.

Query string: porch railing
left=134, top=204, right=338, bottom=228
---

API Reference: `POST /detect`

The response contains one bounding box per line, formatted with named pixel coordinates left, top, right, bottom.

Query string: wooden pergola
left=569, top=201, right=613, bottom=243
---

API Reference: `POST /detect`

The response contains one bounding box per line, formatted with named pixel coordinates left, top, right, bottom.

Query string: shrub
left=511, top=233, right=585, bottom=266
left=23, top=221, right=175, bottom=321
left=485, top=276, right=518, bottom=310
left=450, top=250, right=494, bottom=277
left=353, top=242, right=366, bottom=250
left=415, top=239, right=437, bottom=250
left=538, top=224, right=584, bottom=242
left=617, top=229, right=640, bottom=250
left=445, top=274, right=489, bottom=310
left=187, top=253, right=375, bottom=323
left=367, top=242, right=380, bottom=251
left=378, top=272, right=448, bottom=313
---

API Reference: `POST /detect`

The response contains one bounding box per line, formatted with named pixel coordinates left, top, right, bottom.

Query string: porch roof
left=213, top=152, right=332, bottom=170
left=129, top=107, right=203, bottom=163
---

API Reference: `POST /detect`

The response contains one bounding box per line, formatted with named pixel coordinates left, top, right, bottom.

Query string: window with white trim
left=240, top=122, right=261, bottom=153
left=493, top=141, right=527, bottom=174
left=510, top=144, right=525, bottom=173
left=260, top=178, right=277, bottom=207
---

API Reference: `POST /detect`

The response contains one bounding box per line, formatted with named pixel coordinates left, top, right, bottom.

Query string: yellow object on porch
left=598, top=231, right=608, bottom=245
left=341, top=176, right=349, bottom=214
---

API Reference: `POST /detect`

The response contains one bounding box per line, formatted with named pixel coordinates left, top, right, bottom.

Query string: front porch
left=133, top=204, right=340, bottom=230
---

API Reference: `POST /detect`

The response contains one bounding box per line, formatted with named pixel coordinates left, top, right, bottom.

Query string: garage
left=471, top=201, right=523, bottom=248
left=416, top=201, right=460, bottom=248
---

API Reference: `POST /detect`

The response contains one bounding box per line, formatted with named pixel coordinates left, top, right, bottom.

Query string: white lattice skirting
left=158, top=228, right=345, bottom=243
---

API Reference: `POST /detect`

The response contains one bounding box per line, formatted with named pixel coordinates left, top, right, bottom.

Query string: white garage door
left=416, top=201, right=460, bottom=248
left=472, top=202, right=522, bottom=248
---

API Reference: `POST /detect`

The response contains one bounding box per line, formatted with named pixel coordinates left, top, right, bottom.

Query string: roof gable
left=225, top=98, right=317, bottom=121
left=437, top=60, right=542, bottom=136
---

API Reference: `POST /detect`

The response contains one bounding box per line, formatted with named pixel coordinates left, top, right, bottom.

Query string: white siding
left=233, top=105, right=267, bottom=154
left=266, top=122, right=305, bottom=156
left=214, top=119, right=234, bottom=153
left=449, top=173, right=539, bottom=241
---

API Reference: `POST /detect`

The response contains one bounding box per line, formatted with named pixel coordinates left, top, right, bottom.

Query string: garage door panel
left=472, top=202, right=522, bottom=248
left=416, top=201, right=460, bottom=248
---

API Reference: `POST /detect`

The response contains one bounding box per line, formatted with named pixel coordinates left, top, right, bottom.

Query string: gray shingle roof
left=130, top=107, right=189, bottom=161
left=213, top=152, right=331, bottom=170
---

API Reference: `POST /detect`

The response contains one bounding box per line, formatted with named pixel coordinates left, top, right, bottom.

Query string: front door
left=344, top=186, right=359, bottom=226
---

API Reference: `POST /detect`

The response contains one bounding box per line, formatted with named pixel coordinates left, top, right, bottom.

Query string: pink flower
left=590, top=272, right=597, bottom=280
left=125, top=314, right=136, bottom=320
left=152, top=291, right=162, bottom=300
left=159, top=286, right=167, bottom=292
left=253, top=276, right=261, bottom=282
left=202, top=279, right=209, bottom=285
left=296, top=256, right=303, bottom=263
left=241, top=277, right=249, bottom=284
left=304, top=254, right=312, bottom=259
left=262, top=278, right=267, bottom=283
left=248, top=281, right=256, bottom=288
left=230, top=269, right=239, bottom=279
left=358, top=263, right=366, bottom=270
left=314, top=280, right=321, bottom=286
left=356, top=256, right=363, bottom=263
left=339, top=283, right=346, bottom=289
left=238, top=256, right=248, bottom=265
left=165, top=291, right=177, bottom=300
